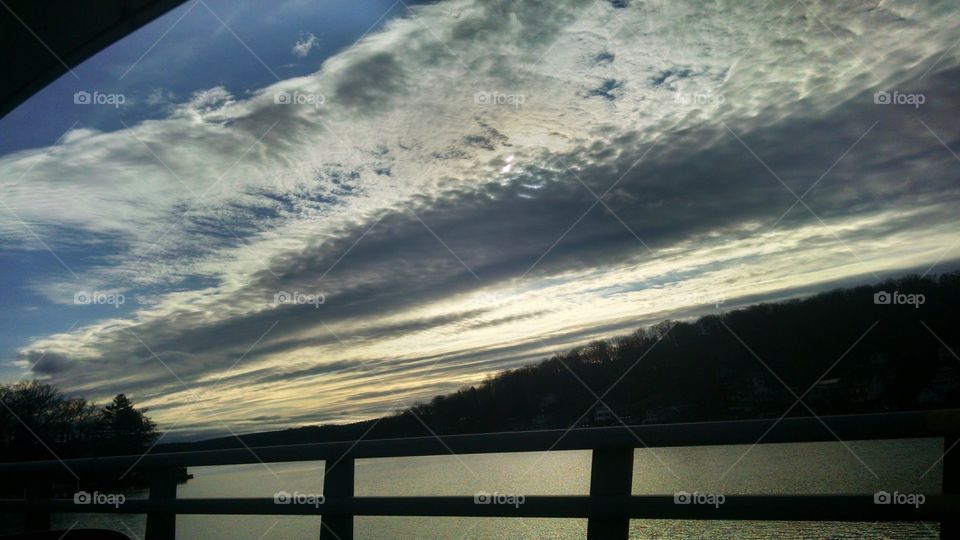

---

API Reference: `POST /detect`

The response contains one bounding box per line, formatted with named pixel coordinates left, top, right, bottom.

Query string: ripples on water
left=41, top=438, right=941, bottom=539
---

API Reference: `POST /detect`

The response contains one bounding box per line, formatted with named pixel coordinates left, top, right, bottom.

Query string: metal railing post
left=943, top=434, right=959, bottom=539
left=586, top=446, right=633, bottom=540
left=23, top=474, right=51, bottom=532
left=320, top=455, right=354, bottom=540
left=145, top=468, right=178, bottom=540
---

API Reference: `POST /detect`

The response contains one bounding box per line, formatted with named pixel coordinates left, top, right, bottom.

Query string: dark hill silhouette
left=157, top=272, right=960, bottom=453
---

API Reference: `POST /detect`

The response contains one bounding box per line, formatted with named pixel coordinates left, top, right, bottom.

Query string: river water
left=46, top=438, right=943, bottom=539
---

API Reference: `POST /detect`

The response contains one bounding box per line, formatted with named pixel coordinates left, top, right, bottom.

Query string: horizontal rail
left=0, top=495, right=955, bottom=521
left=2, top=409, right=957, bottom=475
left=5, top=410, right=958, bottom=539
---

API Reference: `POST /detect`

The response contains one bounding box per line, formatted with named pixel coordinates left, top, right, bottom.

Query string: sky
left=1, top=0, right=959, bottom=440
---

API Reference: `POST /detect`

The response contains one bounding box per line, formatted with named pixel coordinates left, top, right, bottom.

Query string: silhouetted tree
left=100, top=393, right=159, bottom=455
left=0, top=385, right=164, bottom=463
left=0, top=381, right=99, bottom=462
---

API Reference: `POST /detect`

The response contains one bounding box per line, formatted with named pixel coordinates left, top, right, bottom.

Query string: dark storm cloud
left=212, top=358, right=370, bottom=388
left=220, top=307, right=495, bottom=362
left=21, top=351, right=73, bottom=375
left=462, top=311, right=552, bottom=331
left=333, top=52, right=407, bottom=111
left=272, top=68, right=956, bottom=308
left=449, top=0, right=590, bottom=48
left=26, top=305, right=497, bottom=398
left=303, top=73, right=958, bottom=289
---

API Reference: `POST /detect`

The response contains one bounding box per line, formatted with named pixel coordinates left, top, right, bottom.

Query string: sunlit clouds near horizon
left=2, top=0, right=959, bottom=439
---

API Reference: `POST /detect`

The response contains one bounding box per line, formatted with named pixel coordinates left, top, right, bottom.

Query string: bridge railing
left=1, top=409, right=958, bottom=539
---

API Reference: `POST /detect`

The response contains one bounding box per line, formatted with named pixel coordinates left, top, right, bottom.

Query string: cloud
left=332, top=52, right=407, bottom=111
left=17, top=351, right=74, bottom=376
left=3, top=0, right=960, bottom=435
left=145, top=88, right=177, bottom=108
left=292, top=31, right=320, bottom=58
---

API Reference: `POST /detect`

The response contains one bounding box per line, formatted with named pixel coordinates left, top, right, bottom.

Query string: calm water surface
left=49, top=438, right=943, bottom=539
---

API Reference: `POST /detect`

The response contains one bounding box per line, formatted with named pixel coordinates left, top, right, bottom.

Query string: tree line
left=385, top=272, right=960, bottom=435
left=0, top=383, right=158, bottom=462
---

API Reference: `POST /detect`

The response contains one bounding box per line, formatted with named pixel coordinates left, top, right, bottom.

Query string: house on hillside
left=932, top=366, right=960, bottom=394
left=850, top=373, right=885, bottom=404
left=582, top=404, right=632, bottom=427
left=641, top=404, right=696, bottom=425
left=593, top=404, right=615, bottom=425
left=918, top=365, right=960, bottom=406
left=727, top=374, right=780, bottom=418
left=806, top=377, right=845, bottom=411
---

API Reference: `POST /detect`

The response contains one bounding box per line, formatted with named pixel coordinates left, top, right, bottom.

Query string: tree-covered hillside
left=162, top=272, right=960, bottom=451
